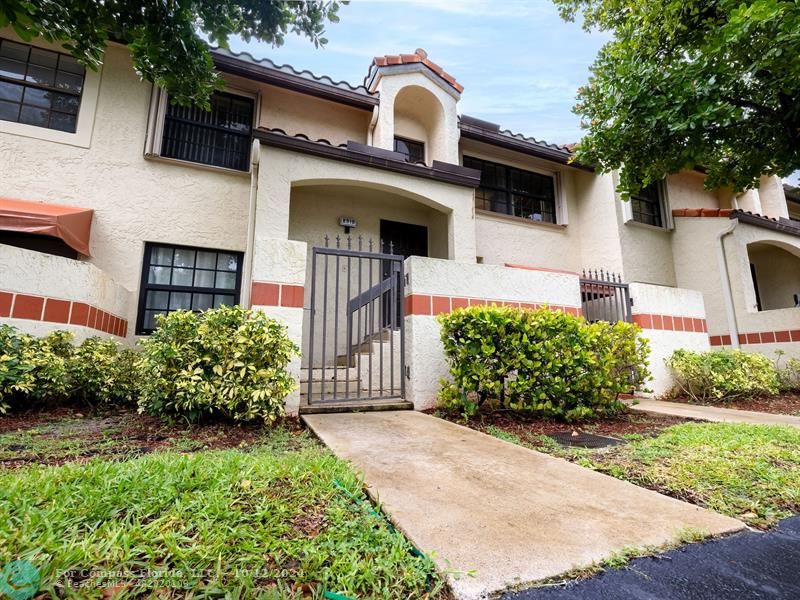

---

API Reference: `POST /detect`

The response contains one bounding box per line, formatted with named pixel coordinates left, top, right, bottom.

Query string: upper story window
left=136, top=242, right=243, bottom=334
left=161, top=91, right=254, bottom=171
left=394, top=136, right=425, bottom=164
left=464, top=156, right=558, bottom=224
left=630, top=182, right=665, bottom=228
left=0, top=38, right=85, bottom=133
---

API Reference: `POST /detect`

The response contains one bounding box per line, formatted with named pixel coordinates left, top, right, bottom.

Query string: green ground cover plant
left=0, top=425, right=442, bottom=599
left=438, top=306, right=649, bottom=421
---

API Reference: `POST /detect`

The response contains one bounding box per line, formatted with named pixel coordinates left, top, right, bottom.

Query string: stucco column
left=251, top=148, right=307, bottom=414
left=448, top=196, right=478, bottom=263
left=250, top=238, right=307, bottom=415
left=758, top=175, right=789, bottom=220
left=736, top=189, right=763, bottom=215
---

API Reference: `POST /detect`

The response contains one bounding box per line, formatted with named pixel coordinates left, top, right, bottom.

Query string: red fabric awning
left=0, top=197, right=93, bottom=256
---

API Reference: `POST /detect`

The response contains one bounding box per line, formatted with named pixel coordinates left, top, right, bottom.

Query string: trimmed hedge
left=666, top=348, right=779, bottom=402
left=137, top=305, right=299, bottom=424
left=437, top=305, right=650, bottom=421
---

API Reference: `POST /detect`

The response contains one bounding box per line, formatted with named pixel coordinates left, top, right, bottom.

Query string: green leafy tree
left=0, top=0, right=345, bottom=106
left=555, top=0, right=800, bottom=195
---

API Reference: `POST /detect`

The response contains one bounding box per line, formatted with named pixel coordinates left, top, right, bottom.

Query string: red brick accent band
left=0, top=290, right=127, bottom=337
left=632, top=313, right=708, bottom=333
left=404, top=294, right=581, bottom=317
left=250, top=282, right=304, bottom=309
left=672, top=208, right=733, bottom=218
left=710, top=330, right=800, bottom=347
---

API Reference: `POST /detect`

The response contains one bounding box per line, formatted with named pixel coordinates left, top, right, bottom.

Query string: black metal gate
left=580, top=269, right=633, bottom=323
left=306, top=236, right=405, bottom=404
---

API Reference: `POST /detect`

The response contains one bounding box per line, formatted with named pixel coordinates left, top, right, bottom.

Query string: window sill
left=476, top=209, right=567, bottom=230
left=623, top=219, right=672, bottom=233
left=144, top=153, right=252, bottom=177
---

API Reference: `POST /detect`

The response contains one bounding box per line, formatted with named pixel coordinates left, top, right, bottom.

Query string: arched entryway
left=747, top=241, right=800, bottom=310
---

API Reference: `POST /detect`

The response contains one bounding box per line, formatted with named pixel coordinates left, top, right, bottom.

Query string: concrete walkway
left=303, top=411, right=744, bottom=600
left=627, top=398, right=800, bottom=428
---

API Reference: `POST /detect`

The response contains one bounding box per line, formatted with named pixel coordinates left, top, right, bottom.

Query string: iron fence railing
left=579, top=269, right=633, bottom=324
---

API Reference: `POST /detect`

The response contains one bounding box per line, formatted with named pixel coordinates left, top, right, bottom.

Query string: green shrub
left=68, top=337, right=140, bottom=405
left=137, top=305, right=299, bottom=423
left=666, top=348, right=779, bottom=402
left=775, top=350, right=800, bottom=392
left=0, top=325, right=141, bottom=412
left=437, top=306, right=650, bottom=421
left=0, top=326, right=72, bottom=411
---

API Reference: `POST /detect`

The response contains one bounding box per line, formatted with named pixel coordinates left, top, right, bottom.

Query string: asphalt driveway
left=504, top=515, right=800, bottom=600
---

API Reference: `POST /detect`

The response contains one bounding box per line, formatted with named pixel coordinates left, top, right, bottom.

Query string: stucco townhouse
left=1, top=29, right=799, bottom=413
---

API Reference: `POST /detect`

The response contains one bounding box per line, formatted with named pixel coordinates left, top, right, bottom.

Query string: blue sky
left=228, top=0, right=609, bottom=145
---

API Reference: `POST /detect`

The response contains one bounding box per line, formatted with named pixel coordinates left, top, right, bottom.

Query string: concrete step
left=300, top=366, right=358, bottom=382
left=299, top=399, right=413, bottom=414
left=299, top=379, right=365, bottom=394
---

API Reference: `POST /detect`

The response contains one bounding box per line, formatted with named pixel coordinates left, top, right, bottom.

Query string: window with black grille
left=136, top=243, right=243, bottom=334
left=394, top=136, right=425, bottom=164
left=630, top=182, right=664, bottom=227
left=464, top=156, right=558, bottom=224
left=0, top=38, right=85, bottom=133
left=161, top=91, right=254, bottom=171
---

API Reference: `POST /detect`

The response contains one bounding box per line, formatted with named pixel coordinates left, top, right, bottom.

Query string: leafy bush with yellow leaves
left=137, top=305, right=298, bottom=423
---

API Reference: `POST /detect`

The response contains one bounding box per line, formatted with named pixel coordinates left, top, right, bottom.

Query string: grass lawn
left=455, top=415, right=800, bottom=530
left=0, top=413, right=443, bottom=599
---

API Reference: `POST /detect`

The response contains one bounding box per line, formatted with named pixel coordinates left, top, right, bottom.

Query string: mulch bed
left=429, top=408, right=688, bottom=449
left=0, top=406, right=305, bottom=469
left=668, top=393, right=800, bottom=416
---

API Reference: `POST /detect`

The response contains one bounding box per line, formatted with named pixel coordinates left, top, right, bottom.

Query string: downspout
left=367, top=105, right=379, bottom=145
left=240, top=139, right=261, bottom=308
left=716, top=215, right=739, bottom=347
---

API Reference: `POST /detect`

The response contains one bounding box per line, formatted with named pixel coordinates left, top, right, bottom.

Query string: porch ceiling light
left=338, top=216, right=357, bottom=234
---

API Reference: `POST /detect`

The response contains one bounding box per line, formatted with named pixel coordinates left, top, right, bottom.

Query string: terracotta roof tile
left=372, top=48, right=464, bottom=93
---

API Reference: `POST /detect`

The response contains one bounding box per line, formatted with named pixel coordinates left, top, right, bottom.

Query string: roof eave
left=459, top=123, right=592, bottom=171
left=254, top=129, right=481, bottom=188
left=212, top=52, right=378, bottom=111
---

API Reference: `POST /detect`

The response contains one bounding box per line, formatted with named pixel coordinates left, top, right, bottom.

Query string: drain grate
left=548, top=431, right=626, bottom=448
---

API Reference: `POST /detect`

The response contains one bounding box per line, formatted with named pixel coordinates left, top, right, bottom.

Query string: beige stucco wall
left=256, top=82, right=370, bottom=145
left=671, top=217, right=729, bottom=335
left=628, top=281, right=710, bottom=396
left=575, top=171, right=625, bottom=275
left=460, top=138, right=584, bottom=272
left=666, top=172, right=720, bottom=210
left=673, top=216, right=800, bottom=344
left=758, top=175, right=789, bottom=220
left=371, top=70, right=460, bottom=164
left=0, top=39, right=251, bottom=332
left=255, top=145, right=476, bottom=262
left=1, top=244, right=133, bottom=341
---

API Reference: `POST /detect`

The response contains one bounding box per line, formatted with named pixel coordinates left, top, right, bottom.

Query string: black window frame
left=136, top=242, right=244, bottom=335
left=0, top=37, right=86, bottom=133
left=630, top=182, right=665, bottom=228
left=394, top=136, right=425, bottom=164
left=463, top=155, right=558, bottom=224
left=160, top=91, right=255, bottom=171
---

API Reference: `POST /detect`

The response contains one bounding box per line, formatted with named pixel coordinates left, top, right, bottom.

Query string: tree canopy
left=0, top=0, right=345, bottom=107
left=554, top=0, right=800, bottom=195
